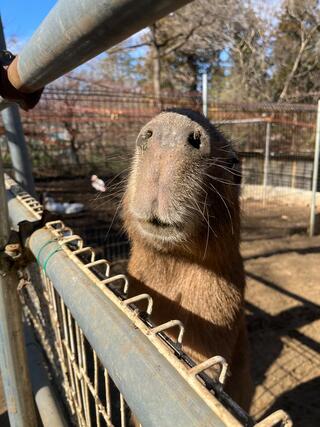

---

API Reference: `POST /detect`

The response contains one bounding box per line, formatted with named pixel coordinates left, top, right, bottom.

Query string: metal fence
left=3, top=173, right=293, bottom=427
left=210, top=102, right=317, bottom=190
left=0, top=0, right=297, bottom=425
left=2, top=89, right=318, bottom=249
left=209, top=101, right=320, bottom=238
left=1, top=87, right=201, bottom=176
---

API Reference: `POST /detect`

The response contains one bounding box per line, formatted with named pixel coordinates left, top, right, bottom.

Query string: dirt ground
left=1, top=178, right=319, bottom=426
left=242, top=233, right=320, bottom=425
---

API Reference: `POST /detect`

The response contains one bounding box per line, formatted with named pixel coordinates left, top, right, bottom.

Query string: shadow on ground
left=246, top=265, right=320, bottom=427
left=0, top=412, right=10, bottom=427
left=266, top=377, right=320, bottom=426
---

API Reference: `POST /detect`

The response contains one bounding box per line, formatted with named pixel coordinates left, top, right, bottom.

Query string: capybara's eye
left=187, top=131, right=201, bottom=149
left=143, top=130, right=153, bottom=140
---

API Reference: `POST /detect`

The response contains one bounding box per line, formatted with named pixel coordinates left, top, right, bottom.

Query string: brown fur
left=123, top=109, right=253, bottom=410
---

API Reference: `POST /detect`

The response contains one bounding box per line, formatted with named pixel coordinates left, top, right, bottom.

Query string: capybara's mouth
left=137, top=216, right=183, bottom=241
left=149, top=216, right=172, bottom=228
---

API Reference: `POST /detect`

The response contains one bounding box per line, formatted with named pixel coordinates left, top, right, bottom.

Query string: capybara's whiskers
left=203, top=173, right=241, bottom=187
left=208, top=183, right=234, bottom=235
left=122, top=109, right=253, bottom=411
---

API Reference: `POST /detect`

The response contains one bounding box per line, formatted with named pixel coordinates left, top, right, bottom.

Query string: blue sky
left=0, top=0, right=56, bottom=44
left=1, top=0, right=282, bottom=44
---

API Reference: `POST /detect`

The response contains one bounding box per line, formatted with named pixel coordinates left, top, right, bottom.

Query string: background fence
left=1, top=88, right=318, bottom=256
left=1, top=0, right=305, bottom=425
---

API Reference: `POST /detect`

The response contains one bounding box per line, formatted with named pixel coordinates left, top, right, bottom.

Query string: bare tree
left=276, top=0, right=320, bottom=101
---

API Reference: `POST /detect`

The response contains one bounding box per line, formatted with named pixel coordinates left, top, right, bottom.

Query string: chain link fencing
left=1, top=88, right=317, bottom=250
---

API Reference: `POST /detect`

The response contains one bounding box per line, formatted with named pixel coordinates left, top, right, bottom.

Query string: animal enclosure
left=1, top=0, right=319, bottom=425
left=2, top=89, right=318, bottom=426
left=5, top=175, right=257, bottom=427
left=1, top=88, right=318, bottom=259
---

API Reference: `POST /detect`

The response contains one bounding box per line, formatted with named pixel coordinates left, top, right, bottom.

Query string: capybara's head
left=124, top=109, right=241, bottom=255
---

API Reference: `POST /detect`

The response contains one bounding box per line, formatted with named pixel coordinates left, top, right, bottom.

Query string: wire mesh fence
left=1, top=87, right=318, bottom=248
left=209, top=101, right=318, bottom=237
left=1, top=88, right=202, bottom=177
left=6, top=174, right=270, bottom=427
left=2, top=89, right=314, bottom=192
left=210, top=102, right=317, bottom=189
left=2, top=87, right=317, bottom=247
left=22, top=265, right=129, bottom=427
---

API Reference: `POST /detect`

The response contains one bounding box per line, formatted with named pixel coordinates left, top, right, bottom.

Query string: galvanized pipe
left=24, top=322, right=68, bottom=427
left=262, top=121, right=271, bottom=205
left=1, top=105, right=36, bottom=195
left=0, top=97, right=12, bottom=111
left=0, top=252, right=38, bottom=427
left=202, top=72, right=208, bottom=117
left=3, top=180, right=66, bottom=427
left=27, top=227, right=233, bottom=427
left=0, top=16, right=14, bottom=112
left=309, top=99, right=320, bottom=236
left=0, top=154, right=37, bottom=427
left=0, top=153, right=10, bottom=249
left=7, top=0, right=192, bottom=93
left=0, top=17, right=36, bottom=195
left=5, top=174, right=240, bottom=426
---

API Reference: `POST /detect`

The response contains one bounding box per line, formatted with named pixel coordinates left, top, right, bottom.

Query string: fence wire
left=21, top=268, right=129, bottom=427
left=208, top=101, right=318, bottom=238
left=1, top=88, right=317, bottom=257
left=4, top=174, right=293, bottom=427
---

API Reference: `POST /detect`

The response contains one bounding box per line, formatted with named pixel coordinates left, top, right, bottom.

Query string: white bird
left=91, top=174, right=106, bottom=192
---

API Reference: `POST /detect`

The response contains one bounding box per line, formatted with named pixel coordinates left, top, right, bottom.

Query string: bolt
left=5, top=243, right=21, bottom=258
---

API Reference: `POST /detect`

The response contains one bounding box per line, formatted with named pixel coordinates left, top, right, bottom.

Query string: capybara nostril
left=144, top=129, right=153, bottom=139
left=187, top=130, right=201, bottom=149
left=137, top=129, right=153, bottom=150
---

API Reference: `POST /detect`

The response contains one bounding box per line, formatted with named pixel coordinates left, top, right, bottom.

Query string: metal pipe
left=0, top=160, right=37, bottom=426
left=1, top=106, right=36, bottom=195
left=24, top=321, right=69, bottom=427
left=0, top=15, right=14, bottom=112
left=202, top=72, right=208, bottom=117
left=7, top=0, right=193, bottom=93
left=0, top=17, right=36, bottom=195
left=0, top=97, right=12, bottom=111
left=5, top=174, right=291, bottom=427
left=262, top=121, right=271, bottom=205
left=309, top=99, right=320, bottom=236
left=6, top=192, right=39, bottom=226
left=5, top=173, right=240, bottom=426
left=0, top=153, right=10, bottom=249
left=213, top=118, right=267, bottom=125
left=0, top=252, right=38, bottom=427
left=3, top=178, right=65, bottom=426
left=26, top=227, right=236, bottom=427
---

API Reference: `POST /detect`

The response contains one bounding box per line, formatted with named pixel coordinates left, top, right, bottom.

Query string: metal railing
left=0, top=0, right=295, bottom=423
left=1, top=0, right=193, bottom=100
left=2, top=173, right=293, bottom=427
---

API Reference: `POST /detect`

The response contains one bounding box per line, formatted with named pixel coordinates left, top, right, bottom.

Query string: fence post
left=0, top=153, right=37, bottom=427
left=202, top=72, right=208, bottom=117
left=309, top=100, right=320, bottom=237
left=263, top=121, right=271, bottom=204
left=0, top=17, right=36, bottom=196
left=1, top=106, right=36, bottom=196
